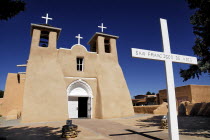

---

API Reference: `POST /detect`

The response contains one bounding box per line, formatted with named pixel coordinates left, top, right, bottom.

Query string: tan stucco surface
left=21, top=30, right=68, bottom=123
left=158, top=85, right=210, bottom=106
left=190, top=85, right=210, bottom=103
left=1, top=73, right=25, bottom=119
left=2, top=24, right=134, bottom=122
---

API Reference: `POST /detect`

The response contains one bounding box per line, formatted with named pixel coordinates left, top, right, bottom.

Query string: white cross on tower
left=41, top=13, right=53, bottom=24
left=75, top=34, right=83, bottom=45
left=131, top=18, right=198, bottom=140
left=98, top=23, right=107, bottom=32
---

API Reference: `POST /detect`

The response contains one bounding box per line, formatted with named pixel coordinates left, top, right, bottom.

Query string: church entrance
left=67, top=80, right=93, bottom=119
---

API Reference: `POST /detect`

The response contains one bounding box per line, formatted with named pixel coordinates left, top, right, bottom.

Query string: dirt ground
left=110, top=114, right=210, bottom=139
left=0, top=114, right=209, bottom=140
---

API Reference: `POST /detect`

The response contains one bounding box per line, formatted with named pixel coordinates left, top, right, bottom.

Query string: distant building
left=132, top=94, right=157, bottom=106
left=157, top=85, right=210, bottom=106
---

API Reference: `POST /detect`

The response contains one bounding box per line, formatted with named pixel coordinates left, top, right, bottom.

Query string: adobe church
left=0, top=15, right=134, bottom=122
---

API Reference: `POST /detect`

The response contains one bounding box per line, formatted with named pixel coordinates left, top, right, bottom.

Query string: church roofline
left=87, top=32, right=119, bottom=45
left=30, top=23, right=62, bottom=39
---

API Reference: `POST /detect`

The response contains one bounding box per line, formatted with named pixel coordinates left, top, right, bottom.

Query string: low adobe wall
left=0, top=98, right=3, bottom=115
left=134, top=105, right=159, bottom=114
left=178, top=102, right=210, bottom=117
left=134, top=102, right=168, bottom=115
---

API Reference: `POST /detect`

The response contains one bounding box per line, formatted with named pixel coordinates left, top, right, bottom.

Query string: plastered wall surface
left=158, top=85, right=210, bottom=106
left=190, top=85, right=210, bottom=103
left=1, top=73, right=25, bottom=120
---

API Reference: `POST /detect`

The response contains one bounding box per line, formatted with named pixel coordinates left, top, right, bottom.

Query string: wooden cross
left=131, top=18, right=197, bottom=140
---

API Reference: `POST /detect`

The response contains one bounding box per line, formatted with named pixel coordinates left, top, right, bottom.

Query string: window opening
left=77, top=57, right=84, bottom=71
left=39, top=31, right=49, bottom=47
left=104, top=39, right=111, bottom=53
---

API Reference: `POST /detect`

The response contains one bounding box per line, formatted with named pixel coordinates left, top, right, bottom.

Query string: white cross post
left=98, top=23, right=107, bottom=32
left=75, top=34, right=83, bottom=45
left=41, top=13, right=53, bottom=24
left=131, top=18, right=197, bottom=140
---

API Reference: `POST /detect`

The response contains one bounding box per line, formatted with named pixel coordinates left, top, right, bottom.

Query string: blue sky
left=0, top=0, right=209, bottom=98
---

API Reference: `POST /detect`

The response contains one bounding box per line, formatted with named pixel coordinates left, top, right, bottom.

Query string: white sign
left=131, top=18, right=198, bottom=140
left=132, top=48, right=197, bottom=65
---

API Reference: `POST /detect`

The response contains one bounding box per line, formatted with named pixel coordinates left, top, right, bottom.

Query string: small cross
left=75, top=34, right=83, bottom=45
left=98, top=23, right=107, bottom=32
left=41, top=13, right=53, bottom=24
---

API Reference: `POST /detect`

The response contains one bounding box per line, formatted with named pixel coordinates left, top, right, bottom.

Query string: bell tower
left=88, top=23, right=119, bottom=61
left=87, top=24, right=134, bottom=119
left=30, top=24, right=61, bottom=49
left=21, top=14, right=68, bottom=123
left=88, top=32, right=119, bottom=63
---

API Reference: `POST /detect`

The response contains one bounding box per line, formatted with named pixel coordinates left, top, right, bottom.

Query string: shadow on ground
left=110, top=129, right=164, bottom=140
left=135, top=115, right=210, bottom=139
left=0, top=126, right=62, bottom=140
left=178, top=116, right=210, bottom=138
left=135, top=115, right=163, bottom=128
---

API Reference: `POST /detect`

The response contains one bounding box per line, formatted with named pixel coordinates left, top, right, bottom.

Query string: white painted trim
left=71, top=44, right=87, bottom=51
left=59, top=48, right=70, bottom=50
left=18, top=72, right=26, bottom=74
left=31, top=23, right=61, bottom=31
left=89, top=52, right=97, bottom=54
left=17, top=64, right=27, bottom=67
left=64, top=77, right=96, bottom=80
left=67, top=79, right=93, bottom=98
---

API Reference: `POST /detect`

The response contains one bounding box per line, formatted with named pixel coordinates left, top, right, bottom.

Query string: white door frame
left=67, top=79, right=93, bottom=118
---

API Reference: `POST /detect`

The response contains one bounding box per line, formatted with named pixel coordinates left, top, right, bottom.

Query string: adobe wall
left=95, top=37, right=134, bottom=118
left=134, top=105, right=159, bottom=114
left=190, top=85, right=210, bottom=103
left=1, top=73, right=25, bottom=119
left=153, top=102, right=168, bottom=115
left=57, top=45, right=98, bottom=78
left=178, top=101, right=210, bottom=117
left=0, top=98, right=4, bottom=115
left=133, top=102, right=168, bottom=115
left=158, top=85, right=192, bottom=106
left=21, top=30, right=68, bottom=123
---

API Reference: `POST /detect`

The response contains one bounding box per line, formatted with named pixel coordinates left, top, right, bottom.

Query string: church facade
left=0, top=23, right=134, bottom=122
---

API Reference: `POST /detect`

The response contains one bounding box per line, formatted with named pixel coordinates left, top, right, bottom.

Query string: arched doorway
left=67, top=79, right=93, bottom=119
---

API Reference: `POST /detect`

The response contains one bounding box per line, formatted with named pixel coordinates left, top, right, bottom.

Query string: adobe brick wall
left=178, top=101, right=210, bottom=117
left=1, top=73, right=25, bottom=119
left=0, top=98, right=3, bottom=115
left=158, top=85, right=210, bottom=106
left=190, top=85, right=210, bottom=103
left=134, top=105, right=159, bottom=114
left=134, top=102, right=168, bottom=115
